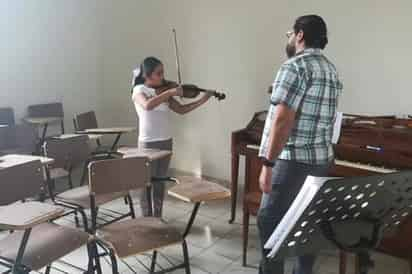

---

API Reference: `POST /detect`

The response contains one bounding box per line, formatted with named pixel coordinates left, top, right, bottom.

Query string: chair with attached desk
left=89, top=157, right=191, bottom=274
left=43, top=135, right=136, bottom=231
left=73, top=111, right=112, bottom=156
left=0, top=107, right=15, bottom=126
left=0, top=160, right=90, bottom=274
left=25, top=102, right=65, bottom=153
left=87, top=153, right=231, bottom=274
left=43, top=135, right=91, bottom=191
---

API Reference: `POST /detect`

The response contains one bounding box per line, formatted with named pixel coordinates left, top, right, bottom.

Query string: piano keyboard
left=334, top=159, right=397, bottom=174
left=246, top=145, right=396, bottom=174
left=246, top=144, right=260, bottom=150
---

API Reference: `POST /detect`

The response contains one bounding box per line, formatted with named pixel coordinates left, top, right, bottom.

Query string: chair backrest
left=0, top=124, right=37, bottom=153
left=28, top=102, right=64, bottom=118
left=0, top=160, right=44, bottom=205
left=74, top=111, right=98, bottom=131
left=89, top=157, right=150, bottom=195
left=13, top=124, right=38, bottom=152
left=0, top=107, right=15, bottom=126
left=0, top=127, right=10, bottom=150
left=43, top=135, right=91, bottom=169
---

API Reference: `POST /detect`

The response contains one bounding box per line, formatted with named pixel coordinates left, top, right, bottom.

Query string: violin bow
left=172, top=28, right=183, bottom=85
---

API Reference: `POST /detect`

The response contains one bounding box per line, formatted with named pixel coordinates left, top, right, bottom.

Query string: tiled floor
left=1, top=179, right=411, bottom=274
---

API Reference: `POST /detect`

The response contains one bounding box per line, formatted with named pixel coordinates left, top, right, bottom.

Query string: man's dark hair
left=293, top=15, right=328, bottom=49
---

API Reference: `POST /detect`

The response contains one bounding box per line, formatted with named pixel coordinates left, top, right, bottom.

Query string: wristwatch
left=260, top=157, right=275, bottom=168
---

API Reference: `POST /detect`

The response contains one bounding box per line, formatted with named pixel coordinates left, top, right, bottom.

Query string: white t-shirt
left=132, top=84, right=172, bottom=142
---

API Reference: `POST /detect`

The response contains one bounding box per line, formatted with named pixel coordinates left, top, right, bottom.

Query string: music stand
left=264, top=171, right=412, bottom=274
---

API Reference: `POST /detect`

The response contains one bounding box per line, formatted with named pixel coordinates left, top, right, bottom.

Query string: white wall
left=0, top=0, right=102, bottom=134
left=156, top=0, right=412, bottom=181
left=3, top=0, right=412, bottom=182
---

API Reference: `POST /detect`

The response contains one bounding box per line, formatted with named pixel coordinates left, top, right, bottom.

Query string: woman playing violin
left=131, top=56, right=211, bottom=217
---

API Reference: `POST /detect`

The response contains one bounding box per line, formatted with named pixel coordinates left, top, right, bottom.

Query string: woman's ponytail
left=131, top=57, right=163, bottom=93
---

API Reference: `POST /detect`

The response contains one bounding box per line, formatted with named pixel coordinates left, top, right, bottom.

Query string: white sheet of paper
left=264, top=176, right=336, bottom=258
left=332, top=112, right=343, bottom=144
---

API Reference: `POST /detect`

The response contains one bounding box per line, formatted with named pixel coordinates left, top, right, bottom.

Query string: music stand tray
left=264, top=171, right=412, bottom=274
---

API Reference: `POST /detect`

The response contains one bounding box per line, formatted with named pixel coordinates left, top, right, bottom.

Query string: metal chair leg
left=109, top=249, right=119, bottom=274
left=150, top=251, right=157, bottom=273
left=12, top=228, right=32, bottom=274
left=86, top=243, right=94, bottom=274
left=182, top=240, right=191, bottom=274
left=80, top=161, right=89, bottom=186
left=127, top=194, right=135, bottom=219
left=93, top=243, right=102, bottom=274
left=68, top=172, right=74, bottom=189
left=74, top=211, right=80, bottom=228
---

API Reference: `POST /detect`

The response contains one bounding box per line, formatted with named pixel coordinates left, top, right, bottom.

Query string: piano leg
left=242, top=204, right=250, bottom=266
left=230, top=153, right=240, bottom=223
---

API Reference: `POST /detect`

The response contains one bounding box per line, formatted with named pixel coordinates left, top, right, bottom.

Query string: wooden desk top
left=117, top=147, right=172, bottom=161
left=0, top=154, right=54, bottom=169
left=77, top=127, right=136, bottom=135
left=23, top=116, right=63, bottom=125
left=0, top=202, right=64, bottom=230
left=168, top=176, right=231, bottom=203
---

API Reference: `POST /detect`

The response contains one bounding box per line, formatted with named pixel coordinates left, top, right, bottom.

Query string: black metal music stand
left=265, top=171, right=412, bottom=274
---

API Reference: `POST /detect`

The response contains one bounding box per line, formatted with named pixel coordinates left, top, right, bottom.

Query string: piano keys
left=334, top=159, right=396, bottom=174
left=244, top=146, right=397, bottom=174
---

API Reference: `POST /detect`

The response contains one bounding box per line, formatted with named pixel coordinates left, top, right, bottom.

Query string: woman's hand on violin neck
left=202, top=91, right=212, bottom=101
left=168, top=86, right=184, bottom=97
left=176, top=86, right=184, bottom=96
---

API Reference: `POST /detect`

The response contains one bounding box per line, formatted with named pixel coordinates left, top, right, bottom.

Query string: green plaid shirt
left=259, top=48, right=343, bottom=165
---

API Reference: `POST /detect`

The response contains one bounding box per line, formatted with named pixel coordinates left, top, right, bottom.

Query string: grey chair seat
left=97, top=217, right=182, bottom=258
left=56, top=185, right=127, bottom=208
left=0, top=222, right=89, bottom=271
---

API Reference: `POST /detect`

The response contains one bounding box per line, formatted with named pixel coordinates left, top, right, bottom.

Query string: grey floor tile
left=191, top=249, right=234, bottom=274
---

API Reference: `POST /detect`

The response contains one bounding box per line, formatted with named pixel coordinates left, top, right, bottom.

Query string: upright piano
left=231, top=112, right=412, bottom=272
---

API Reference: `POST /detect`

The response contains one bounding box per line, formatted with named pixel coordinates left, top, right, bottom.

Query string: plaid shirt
left=259, top=48, right=343, bottom=165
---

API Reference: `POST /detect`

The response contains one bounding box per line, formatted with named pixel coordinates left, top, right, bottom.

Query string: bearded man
left=257, top=15, right=343, bottom=274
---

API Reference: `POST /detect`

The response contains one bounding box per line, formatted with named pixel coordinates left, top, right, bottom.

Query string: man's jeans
left=257, top=160, right=331, bottom=274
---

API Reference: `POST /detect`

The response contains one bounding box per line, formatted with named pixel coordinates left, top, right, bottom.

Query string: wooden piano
left=230, top=111, right=267, bottom=224
left=231, top=112, right=412, bottom=272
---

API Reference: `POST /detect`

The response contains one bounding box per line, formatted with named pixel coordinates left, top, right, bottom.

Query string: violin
left=163, top=28, right=226, bottom=102
left=155, top=80, right=226, bottom=101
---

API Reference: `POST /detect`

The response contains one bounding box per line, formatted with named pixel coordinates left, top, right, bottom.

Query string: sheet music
left=332, top=112, right=343, bottom=144
left=264, top=176, right=334, bottom=258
